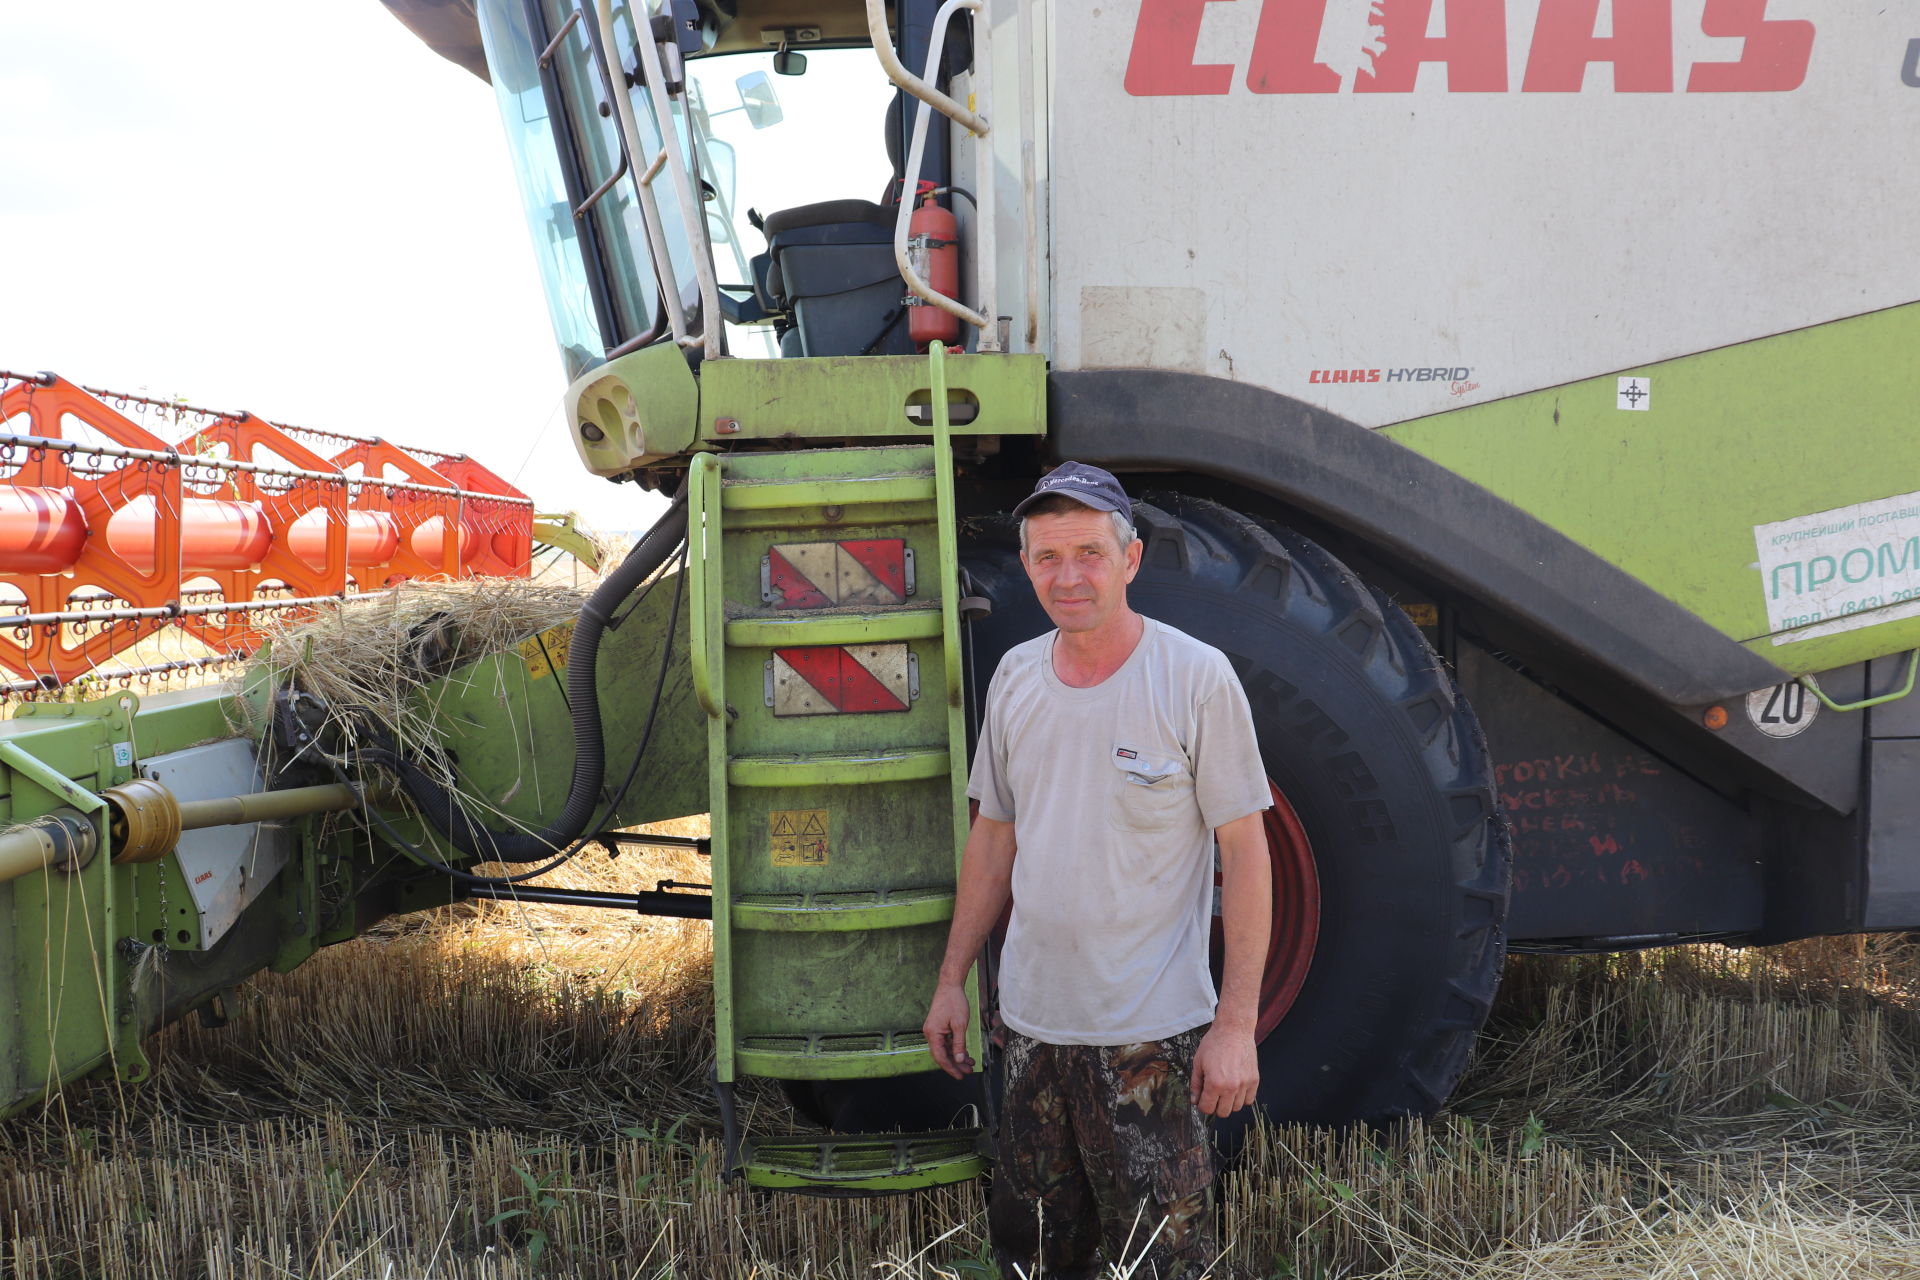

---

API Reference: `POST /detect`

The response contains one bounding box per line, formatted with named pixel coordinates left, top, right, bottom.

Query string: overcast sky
left=0, top=2, right=661, bottom=534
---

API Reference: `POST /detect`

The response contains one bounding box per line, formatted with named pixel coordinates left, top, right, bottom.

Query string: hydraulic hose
left=381, top=489, right=689, bottom=862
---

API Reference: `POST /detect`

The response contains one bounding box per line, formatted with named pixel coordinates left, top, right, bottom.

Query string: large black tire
left=957, top=494, right=1511, bottom=1139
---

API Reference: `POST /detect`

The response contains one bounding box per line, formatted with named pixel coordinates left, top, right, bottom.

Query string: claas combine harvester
left=4, top=0, right=1918, bottom=1194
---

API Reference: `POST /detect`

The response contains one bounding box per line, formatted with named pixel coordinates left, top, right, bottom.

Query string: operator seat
left=752, top=99, right=916, bottom=358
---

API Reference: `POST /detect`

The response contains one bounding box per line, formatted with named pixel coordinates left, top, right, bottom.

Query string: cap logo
left=1012, top=462, right=1129, bottom=520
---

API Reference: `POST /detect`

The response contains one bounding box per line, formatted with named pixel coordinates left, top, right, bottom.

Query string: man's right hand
left=923, top=981, right=974, bottom=1079
left=924, top=813, right=1012, bottom=1080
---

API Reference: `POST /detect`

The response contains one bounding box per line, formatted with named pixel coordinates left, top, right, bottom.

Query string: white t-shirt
left=968, top=617, right=1271, bottom=1046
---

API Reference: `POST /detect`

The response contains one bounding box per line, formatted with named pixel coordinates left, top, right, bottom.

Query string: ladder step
left=722, top=473, right=934, bottom=512
left=732, top=886, right=955, bottom=932
left=737, top=1029, right=935, bottom=1079
left=726, top=609, right=941, bottom=648
left=728, top=747, right=950, bottom=788
left=740, top=1129, right=986, bottom=1194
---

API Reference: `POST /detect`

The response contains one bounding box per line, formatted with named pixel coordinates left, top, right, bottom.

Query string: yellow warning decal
left=518, top=622, right=576, bottom=679
left=770, top=808, right=830, bottom=867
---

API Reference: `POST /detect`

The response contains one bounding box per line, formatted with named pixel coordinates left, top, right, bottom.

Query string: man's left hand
left=1190, top=1023, right=1259, bottom=1118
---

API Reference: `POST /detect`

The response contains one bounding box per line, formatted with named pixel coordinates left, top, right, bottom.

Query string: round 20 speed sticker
left=1745, top=681, right=1819, bottom=739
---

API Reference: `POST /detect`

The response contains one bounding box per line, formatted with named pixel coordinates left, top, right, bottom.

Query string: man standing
left=924, top=464, right=1273, bottom=1278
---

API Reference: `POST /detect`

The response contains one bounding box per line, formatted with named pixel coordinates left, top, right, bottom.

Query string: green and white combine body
left=6, top=0, right=1919, bottom=1196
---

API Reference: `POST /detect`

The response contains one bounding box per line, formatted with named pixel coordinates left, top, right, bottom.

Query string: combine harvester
left=4, top=0, right=1918, bottom=1197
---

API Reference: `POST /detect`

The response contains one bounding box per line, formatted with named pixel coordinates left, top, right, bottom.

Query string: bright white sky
left=0, top=2, right=650, bottom=534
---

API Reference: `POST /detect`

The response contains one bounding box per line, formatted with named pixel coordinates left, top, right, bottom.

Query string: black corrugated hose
left=379, top=488, right=690, bottom=863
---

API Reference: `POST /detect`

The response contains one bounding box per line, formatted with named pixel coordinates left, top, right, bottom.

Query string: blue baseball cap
left=1011, top=462, right=1132, bottom=520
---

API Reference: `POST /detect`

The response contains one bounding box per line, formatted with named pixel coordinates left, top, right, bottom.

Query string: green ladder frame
left=688, top=345, right=983, bottom=1193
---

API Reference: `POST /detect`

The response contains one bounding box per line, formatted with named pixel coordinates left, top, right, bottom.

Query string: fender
left=1048, top=368, right=1788, bottom=707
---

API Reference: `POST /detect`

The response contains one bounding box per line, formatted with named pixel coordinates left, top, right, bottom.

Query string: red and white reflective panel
left=771, top=644, right=912, bottom=716
left=766, top=540, right=908, bottom=609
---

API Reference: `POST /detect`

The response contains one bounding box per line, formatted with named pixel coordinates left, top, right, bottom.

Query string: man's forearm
left=936, top=814, right=1016, bottom=987
left=1214, top=813, right=1273, bottom=1031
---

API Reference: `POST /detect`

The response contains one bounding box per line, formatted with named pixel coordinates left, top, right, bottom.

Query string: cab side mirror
left=737, top=70, right=784, bottom=128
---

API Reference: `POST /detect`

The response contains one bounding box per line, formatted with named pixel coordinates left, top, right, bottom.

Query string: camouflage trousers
left=989, top=1027, right=1222, bottom=1279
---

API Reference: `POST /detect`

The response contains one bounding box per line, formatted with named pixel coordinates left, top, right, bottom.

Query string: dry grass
left=6, top=841, right=1917, bottom=1278
left=245, top=577, right=590, bottom=784
left=1225, top=936, right=1920, bottom=1278
left=1, top=831, right=1010, bottom=1279
left=1354, top=1190, right=1920, bottom=1280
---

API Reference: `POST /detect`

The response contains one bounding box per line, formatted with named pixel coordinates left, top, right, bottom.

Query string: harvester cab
left=446, top=0, right=1010, bottom=386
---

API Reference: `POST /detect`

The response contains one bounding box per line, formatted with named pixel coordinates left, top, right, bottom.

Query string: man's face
left=1019, top=506, right=1142, bottom=635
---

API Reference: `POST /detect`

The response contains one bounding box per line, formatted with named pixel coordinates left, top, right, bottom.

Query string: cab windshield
left=478, top=0, right=900, bottom=377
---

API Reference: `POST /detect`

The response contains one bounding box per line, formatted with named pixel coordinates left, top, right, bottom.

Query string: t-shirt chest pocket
left=1108, top=742, right=1194, bottom=833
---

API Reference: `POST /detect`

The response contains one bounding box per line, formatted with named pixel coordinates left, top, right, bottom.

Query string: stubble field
left=3, top=827, right=1917, bottom=1279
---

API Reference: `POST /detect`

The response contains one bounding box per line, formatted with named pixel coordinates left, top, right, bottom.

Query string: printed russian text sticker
left=1754, top=490, right=1920, bottom=645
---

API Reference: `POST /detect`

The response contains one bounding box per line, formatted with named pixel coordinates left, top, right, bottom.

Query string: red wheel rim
left=1212, top=779, right=1320, bottom=1042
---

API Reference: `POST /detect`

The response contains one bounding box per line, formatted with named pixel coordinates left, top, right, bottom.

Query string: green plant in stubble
left=321, top=1162, right=350, bottom=1212
left=1518, top=1113, right=1548, bottom=1158
left=622, top=1115, right=709, bottom=1209
left=487, top=1146, right=574, bottom=1269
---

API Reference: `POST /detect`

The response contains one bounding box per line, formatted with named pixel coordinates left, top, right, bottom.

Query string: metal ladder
left=689, top=346, right=983, bottom=1192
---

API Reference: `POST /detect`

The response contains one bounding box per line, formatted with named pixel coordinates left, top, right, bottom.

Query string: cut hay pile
left=245, top=576, right=589, bottom=785
left=4, top=837, right=1919, bottom=1278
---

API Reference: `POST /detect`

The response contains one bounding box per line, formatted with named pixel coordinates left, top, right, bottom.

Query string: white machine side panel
left=1048, top=2, right=1920, bottom=426
left=143, top=738, right=288, bottom=950
left=952, top=0, right=1053, bottom=355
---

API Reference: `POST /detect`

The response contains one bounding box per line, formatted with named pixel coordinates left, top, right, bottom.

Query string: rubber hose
left=387, top=491, right=690, bottom=862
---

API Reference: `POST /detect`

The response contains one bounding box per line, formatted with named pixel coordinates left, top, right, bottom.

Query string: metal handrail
left=615, top=0, right=724, bottom=361
left=686, top=452, right=725, bottom=719
left=1799, top=649, right=1920, bottom=714
left=863, top=0, right=989, bottom=136
left=538, top=8, right=583, bottom=64
left=928, top=342, right=964, bottom=707
left=968, top=0, right=999, bottom=350
left=882, top=0, right=992, bottom=334
left=573, top=150, right=631, bottom=218
left=588, top=0, right=691, bottom=346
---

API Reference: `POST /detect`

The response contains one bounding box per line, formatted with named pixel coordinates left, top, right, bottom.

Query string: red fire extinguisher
left=907, top=182, right=961, bottom=349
